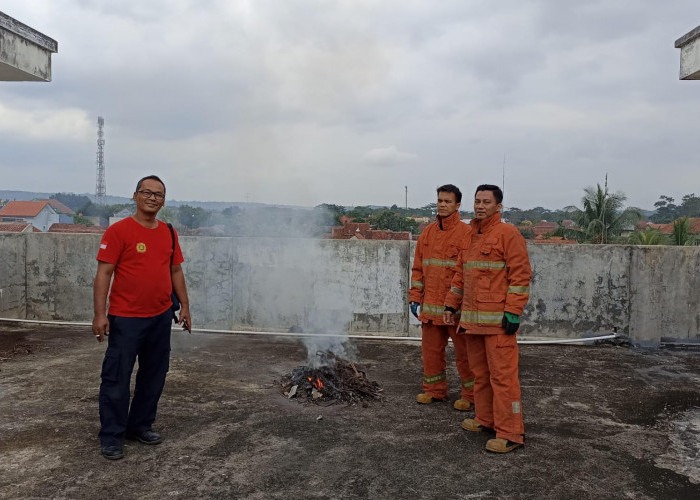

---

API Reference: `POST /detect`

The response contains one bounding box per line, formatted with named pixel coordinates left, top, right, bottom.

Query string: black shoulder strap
left=167, top=223, right=176, bottom=265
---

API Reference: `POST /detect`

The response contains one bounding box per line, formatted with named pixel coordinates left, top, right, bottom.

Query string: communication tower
left=95, top=116, right=106, bottom=204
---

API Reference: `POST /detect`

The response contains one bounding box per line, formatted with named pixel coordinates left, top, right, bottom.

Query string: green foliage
left=72, top=214, right=93, bottom=226
left=627, top=228, right=667, bottom=245
left=559, top=179, right=640, bottom=244
left=651, top=193, right=700, bottom=222
left=177, top=205, right=211, bottom=228
left=315, top=203, right=346, bottom=225
left=51, top=193, right=91, bottom=211
left=518, top=227, right=534, bottom=240
left=504, top=207, right=571, bottom=225
left=669, top=217, right=700, bottom=246
left=370, top=210, right=419, bottom=234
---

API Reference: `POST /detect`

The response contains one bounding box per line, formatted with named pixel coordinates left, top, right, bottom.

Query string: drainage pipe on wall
left=0, top=317, right=618, bottom=345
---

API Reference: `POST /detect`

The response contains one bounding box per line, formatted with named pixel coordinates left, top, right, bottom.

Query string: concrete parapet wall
left=0, top=233, right=698, bottom=342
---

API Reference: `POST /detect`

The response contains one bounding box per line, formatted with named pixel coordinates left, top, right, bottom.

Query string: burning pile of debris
left=281, top=351, right=383, bottom=405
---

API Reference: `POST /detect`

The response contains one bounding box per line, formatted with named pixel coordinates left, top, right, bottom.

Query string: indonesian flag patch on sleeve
left=100, top=243, right=107, bottom=250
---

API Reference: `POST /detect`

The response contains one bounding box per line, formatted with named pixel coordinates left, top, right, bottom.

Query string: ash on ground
left=280, top=351, right=383, bottom=406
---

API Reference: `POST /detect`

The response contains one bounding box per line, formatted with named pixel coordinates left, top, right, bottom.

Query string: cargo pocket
left=100, top=352, right=120, bottom=382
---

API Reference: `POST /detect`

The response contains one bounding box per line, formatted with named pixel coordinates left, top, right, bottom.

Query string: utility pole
left=95, top=116, right=106, bottom=205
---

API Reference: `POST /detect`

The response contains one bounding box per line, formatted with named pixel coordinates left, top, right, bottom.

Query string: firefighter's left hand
left=502, top=312, right=520, bottom=335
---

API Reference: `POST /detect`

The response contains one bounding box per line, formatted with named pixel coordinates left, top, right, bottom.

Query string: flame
left=308, top=376, right=324, bottom=390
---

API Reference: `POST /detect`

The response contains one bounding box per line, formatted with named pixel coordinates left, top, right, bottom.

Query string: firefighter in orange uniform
left=444, top=184, right=531, bottom=453
left=409, top=184, right=475, bottom=410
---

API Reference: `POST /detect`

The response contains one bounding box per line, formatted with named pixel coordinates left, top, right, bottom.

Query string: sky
left=1, top=0, right=699, bottom=210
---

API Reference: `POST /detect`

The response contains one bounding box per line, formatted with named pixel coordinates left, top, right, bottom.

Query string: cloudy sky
left=1, top=0, right=699, bottom=210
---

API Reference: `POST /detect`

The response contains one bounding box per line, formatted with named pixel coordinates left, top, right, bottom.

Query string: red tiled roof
left=531, top=235, right=577, bottom=245
left=0, top=201, right=51, bottom=217
left=0, top=222, right=33, bottom=232
left=48, top=223, right=106, bottom=234
left=647, top=218, right=700, bottom=235
left=36, top=199, right=75, bottom=215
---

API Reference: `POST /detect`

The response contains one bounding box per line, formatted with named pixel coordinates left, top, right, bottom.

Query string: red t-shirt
left=97, top=217, right=185, bottom=317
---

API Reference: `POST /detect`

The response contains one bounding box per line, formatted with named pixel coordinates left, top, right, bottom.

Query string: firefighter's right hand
left=443, top=306, right=457, bottom=325
left=410, top=302, right=420, bottom=318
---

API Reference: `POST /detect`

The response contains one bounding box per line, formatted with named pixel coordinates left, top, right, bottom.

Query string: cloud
left=362, top=146, right=417, bottom=167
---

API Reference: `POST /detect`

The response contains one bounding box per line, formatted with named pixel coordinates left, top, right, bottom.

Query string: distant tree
left=518, top=227, right=534, bottom=239
left=316, top=203, right=346, bottom=225
left=177, top=205, right=211, bottom=228
left=680, top=193, right=700, bottom=218
left=51, top=193, right=91, bottom=211
left=651, top=195, right=680, bottom=223
left=73, top=214, right=93, bottom=226
left=371, top=210, right=419, bottom=234
left=628, top=228, right=667, bottom=245
left=157, top=206, right=178, bottom=226
left=346, top=206, right=376, bottom=221
left=558, top=178, right=640, bottom=244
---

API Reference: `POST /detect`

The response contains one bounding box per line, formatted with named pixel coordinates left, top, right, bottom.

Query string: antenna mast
left=95, top=116, right=106, bottom=204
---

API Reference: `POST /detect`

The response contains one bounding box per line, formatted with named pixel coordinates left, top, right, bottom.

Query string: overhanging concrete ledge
left=0, top=11, right=58, bottom=82
left=675, top=24, right=700, bottom=80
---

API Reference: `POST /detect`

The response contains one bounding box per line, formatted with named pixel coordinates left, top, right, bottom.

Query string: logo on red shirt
left=136, top=242, right=147, bottom=253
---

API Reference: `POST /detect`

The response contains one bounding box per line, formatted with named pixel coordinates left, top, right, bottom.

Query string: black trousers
left=98, top=310, right=171, bottom=447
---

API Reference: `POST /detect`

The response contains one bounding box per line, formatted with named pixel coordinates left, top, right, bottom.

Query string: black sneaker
left=125, top=430, right=163, bottom=445
left=101, top=445, right=124, bottom=460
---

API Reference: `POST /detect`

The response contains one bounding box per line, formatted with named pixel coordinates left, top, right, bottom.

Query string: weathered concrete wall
left=0, top=233, right=698, bottom=342
left=628, top=246, right=700, bottom=341
left=524, top=245, right=632, bottom=337
left=0, top=234, right=26, bottom=317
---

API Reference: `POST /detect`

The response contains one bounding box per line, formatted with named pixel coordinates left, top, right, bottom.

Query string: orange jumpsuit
left=446, top=213, right=531, bottom=444
left=409, top=210, right=474, bottom=401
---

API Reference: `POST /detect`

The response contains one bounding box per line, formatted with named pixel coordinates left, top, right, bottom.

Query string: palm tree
left=557, top=177, right=641, bottom=244
left=670, top=217, right=700, bottom=246
left=628, top=228, right=667, bottom=245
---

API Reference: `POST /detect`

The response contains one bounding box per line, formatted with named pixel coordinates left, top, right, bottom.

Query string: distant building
left=532, top=221, right=559, bottom=237
left=48, top=223, right=106, bottom=234
left=0, top=221, right=39, bottom=233
left=0, top=201, right=59, bottom=232
left=646, top=218, right=700, bottom=235
left=329, top=219, right=412, bottom=240
left=109, top=207, right=134, bottom=226
left=36, top=199, right=75, bottom=223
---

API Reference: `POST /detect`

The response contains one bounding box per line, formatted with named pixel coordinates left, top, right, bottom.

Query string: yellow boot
left=453, top=399, right=472, bottom=411
left=416, top=393, right=440, bottom=404
left=485, top=438, right=523, bottom=453
left=461, top=418, right=491, bottom=432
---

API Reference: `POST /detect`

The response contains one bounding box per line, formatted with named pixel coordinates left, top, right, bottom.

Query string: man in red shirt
left=92, top=175, right=191, bottom=460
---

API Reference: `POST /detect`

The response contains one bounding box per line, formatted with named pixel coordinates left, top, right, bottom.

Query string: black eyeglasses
left=136, top=190, right=165, bottom=201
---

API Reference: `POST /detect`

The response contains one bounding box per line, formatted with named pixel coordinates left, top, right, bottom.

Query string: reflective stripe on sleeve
left=508, top=285, right=530, bottom=294
left=423, top=258, right=457, bottom=268
left=464, top=261, right=506, bottom=270
left=411, top=280, right=424, bottom=289
left=450, top=286, right=463, bottom=296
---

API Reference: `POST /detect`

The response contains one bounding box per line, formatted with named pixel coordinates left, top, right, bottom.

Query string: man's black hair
left=437, top=184, right=462, bottom=204
left=474, top=184, right=503, bottom=204
left=135, top=175, right=166, bottom=194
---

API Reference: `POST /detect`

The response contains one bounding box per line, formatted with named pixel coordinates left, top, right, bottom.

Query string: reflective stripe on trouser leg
left=450, top=326, right=475, bottom=402
left=421, top=322, right=450, bottom=398
left=466, top=335, right=493, bottom=429
left=483, top=334, right=524, bottom=444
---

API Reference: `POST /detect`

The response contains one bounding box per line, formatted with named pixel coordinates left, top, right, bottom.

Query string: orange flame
left=308, top=376, right=323, bottom=390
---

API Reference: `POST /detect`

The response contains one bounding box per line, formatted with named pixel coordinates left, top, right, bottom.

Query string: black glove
left=502, top=313, right=520, bottom=335
left=410, top=302, right=420, bottom=318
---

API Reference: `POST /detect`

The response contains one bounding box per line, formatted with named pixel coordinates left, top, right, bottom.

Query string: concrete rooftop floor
left=0, top=321, right=699, bottom=499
